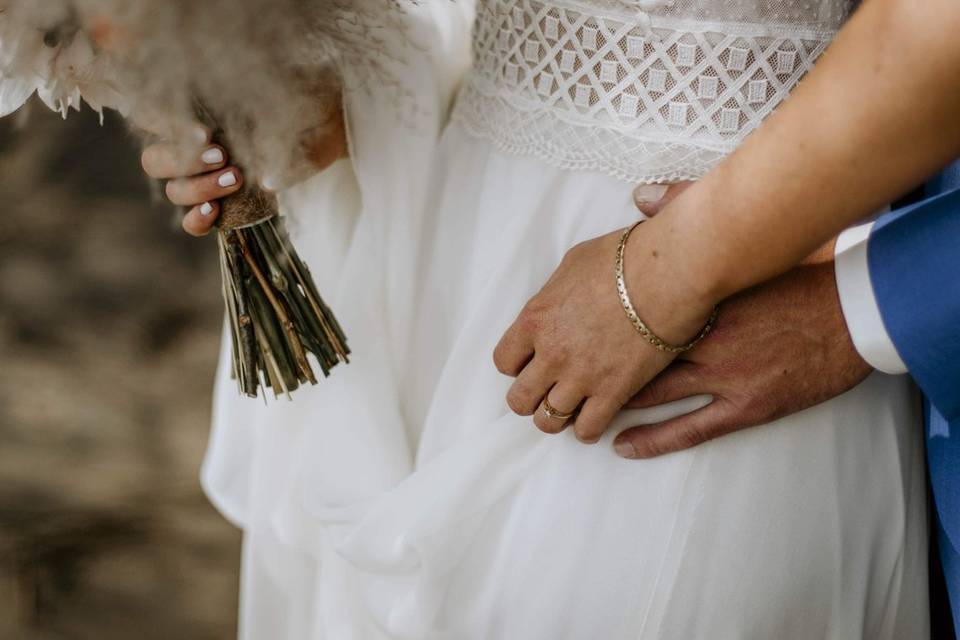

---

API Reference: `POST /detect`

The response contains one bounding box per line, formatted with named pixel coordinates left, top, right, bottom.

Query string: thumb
left=613, top=398, right=740, bottom=459
left=633, top=180, right=695, bottom=217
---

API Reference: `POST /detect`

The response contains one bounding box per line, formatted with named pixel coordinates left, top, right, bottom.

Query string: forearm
left=631, top=0, right=960, bottom=310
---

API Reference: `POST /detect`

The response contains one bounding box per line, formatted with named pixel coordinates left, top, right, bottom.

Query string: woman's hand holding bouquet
left=0, top=0, right=387, bottom=398
left=141, top=106, right=348, bottom=237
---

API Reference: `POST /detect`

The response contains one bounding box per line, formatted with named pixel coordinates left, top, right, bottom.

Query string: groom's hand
left=613, top=183, right=873, bottom=459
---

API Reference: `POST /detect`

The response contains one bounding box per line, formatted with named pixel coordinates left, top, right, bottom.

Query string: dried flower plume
left=0, top=0, right=415, bottom=399
left=0, top=0, right=410, bottom=182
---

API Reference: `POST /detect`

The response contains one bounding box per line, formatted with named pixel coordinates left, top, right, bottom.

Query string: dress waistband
left=452, top=0, right=837, bottom=183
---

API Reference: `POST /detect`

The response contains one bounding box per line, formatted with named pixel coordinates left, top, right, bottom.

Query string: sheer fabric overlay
left=454, top=0, right=851, bottom=183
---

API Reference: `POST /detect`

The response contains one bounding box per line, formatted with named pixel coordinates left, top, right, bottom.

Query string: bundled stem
left=197, top=95, right=349, bottom=399
left=219, top=216, right=349, bottom=399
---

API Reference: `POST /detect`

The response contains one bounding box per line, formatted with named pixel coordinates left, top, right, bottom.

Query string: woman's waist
left=455, top=0, right=838, bottom=183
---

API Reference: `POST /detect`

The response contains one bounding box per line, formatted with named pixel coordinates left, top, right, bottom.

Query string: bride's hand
left=493, top=220, right=715, bottom=444
left=140, top=133, right=241, bottom=237
left=139, top=104, right=348, bottom=237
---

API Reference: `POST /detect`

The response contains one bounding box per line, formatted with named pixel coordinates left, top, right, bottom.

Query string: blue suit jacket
left=868, top=161, right=960, bottom=631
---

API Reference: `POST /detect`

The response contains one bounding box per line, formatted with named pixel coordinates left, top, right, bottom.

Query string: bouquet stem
left=195, top=97, right=348, bottom=398
left=219, top=211, right=349, bottom=399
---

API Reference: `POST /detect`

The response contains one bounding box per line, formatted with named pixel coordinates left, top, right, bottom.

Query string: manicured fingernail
left=261, top=174, right=278, bottom=192
left=218, top=171, right=237, bottom=188
left=202, top=147, right=224, bottom=164
left=633, top=183, right=669, bottom=204
left=200, top=202, right=214, bottom=217
left=190, top=125, right=209, bottom=145
left=614, top=440, right=636, bottom=459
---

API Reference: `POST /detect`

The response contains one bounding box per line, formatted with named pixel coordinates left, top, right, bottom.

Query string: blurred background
left=0, top=104, right=240, bottom=638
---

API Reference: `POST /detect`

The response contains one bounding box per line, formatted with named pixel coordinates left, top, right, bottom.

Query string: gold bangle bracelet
left=615, top=222, right=719, bottom=354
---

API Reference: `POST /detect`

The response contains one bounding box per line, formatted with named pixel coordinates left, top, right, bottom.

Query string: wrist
left=620, top=220, right=718, bottom=346
left=634, top=184, right=741, bottom=306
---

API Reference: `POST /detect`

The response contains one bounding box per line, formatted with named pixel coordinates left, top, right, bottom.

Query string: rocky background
left=0, top=104, right=240, bottom=638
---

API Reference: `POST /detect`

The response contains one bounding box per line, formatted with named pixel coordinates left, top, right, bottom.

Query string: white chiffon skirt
left=202, top=123, right=929, bottom=639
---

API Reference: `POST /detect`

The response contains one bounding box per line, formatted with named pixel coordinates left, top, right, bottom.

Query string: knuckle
left=630, top=437, right=662, bottom=459
left=164, top=179, right=180, bottom=203
left=181, top=215, right=206, bottom=237
left=533, top=413, right=564, bottom=435
left=572, top=411, right=607, bottom=443
left=523, top=292, right=552, bottom=316
left=636, top=382, right=663, bottom=406
left=506, top=387, right=535, bottom=416
left=574, top=423, right=602, bottom=444
left=649, top=383, right=672, bottom=405
left=564, top=242, right=586, bottom=261
left=738, top=394, right=771, bottom=424
left=674, top=424, right=707, bottom=450
left=492, top=346, right=518, bottom=376
left=492, top=349, right=507, bottom=374
left=494, top=359, right=513, bottom=377
left=140, top=148, right=155, bottom=174
left=535, top=346, right=562, bottom=369
left=597, top=385, right=632, bottom=410
left=517, top=309, right=541, bottom=334
left=173, top=179, right=203, bottom=205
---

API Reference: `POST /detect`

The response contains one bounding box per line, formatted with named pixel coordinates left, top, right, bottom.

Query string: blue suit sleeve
left=867, top=183, right=960, bottom=421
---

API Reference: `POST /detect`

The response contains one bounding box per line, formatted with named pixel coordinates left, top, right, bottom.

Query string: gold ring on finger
left=543, top=398, right=575, bottom=422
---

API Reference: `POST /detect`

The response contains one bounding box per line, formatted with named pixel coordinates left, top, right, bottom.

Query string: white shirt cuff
left=834, top=222, right=909, bottom=375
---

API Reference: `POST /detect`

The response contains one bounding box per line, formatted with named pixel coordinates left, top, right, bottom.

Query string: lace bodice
left=453, top=0, right=852, bottom=183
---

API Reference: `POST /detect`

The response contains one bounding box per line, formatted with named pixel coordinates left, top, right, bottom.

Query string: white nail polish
left=191, top=126, right=209, bottom=145
left=200, top=202, right=214, bottom=217
left=633, top=183, right=669, bottom=204
left=218, top=171, right=237, bottom=188
left=261, top=174, right=278, bottom=192
left=202, top=148, right=224, bottom=164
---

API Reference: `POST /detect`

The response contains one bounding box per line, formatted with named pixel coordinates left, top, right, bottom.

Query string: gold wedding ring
left=542, top=398, right=575, bottom=422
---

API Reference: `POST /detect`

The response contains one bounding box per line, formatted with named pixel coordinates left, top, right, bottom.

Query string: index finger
left=492, top=317, right=535, bottom=377
left=141, top=142, right=228, bottom=179
left=633, top=180, right=695, bottom=217
left=130, top=106, right=210, bottom=145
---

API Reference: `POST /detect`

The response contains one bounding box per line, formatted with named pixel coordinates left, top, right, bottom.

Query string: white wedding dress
left=202, top=1, right=929, bottom=638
